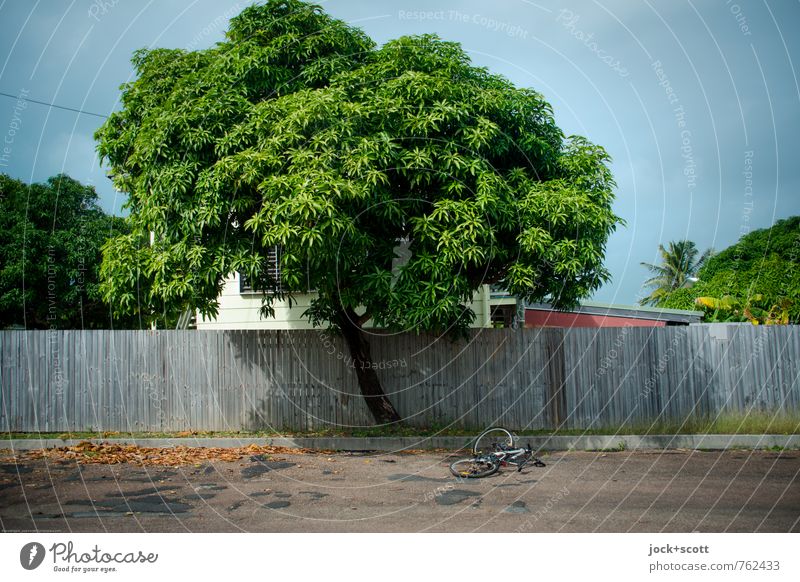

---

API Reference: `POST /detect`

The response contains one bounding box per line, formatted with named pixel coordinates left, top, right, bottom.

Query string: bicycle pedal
left=533, top=460, right=546, bottom=467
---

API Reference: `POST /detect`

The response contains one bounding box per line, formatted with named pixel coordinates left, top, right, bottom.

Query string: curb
left=2, top=434, right=799, bottom=452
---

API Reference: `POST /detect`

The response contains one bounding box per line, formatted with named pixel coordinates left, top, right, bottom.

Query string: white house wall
left=196, top=273, right=497, bottom=330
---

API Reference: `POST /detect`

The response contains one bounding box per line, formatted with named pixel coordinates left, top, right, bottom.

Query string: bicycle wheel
left=472, top=427, right=515, bottom=455
left=449, top=457, right=499, bottom=479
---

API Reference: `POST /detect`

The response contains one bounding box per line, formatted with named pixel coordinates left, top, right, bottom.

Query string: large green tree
left=97, top=0, right=622, bottom=423
left=0, top=174, right=134, bottom=329
left=638, top=240, right=713, bottom=306
left=661, top=216, right=800, bottom=323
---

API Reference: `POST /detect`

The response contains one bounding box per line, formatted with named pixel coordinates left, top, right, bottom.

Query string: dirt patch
left=241, top=461, right=295, bottom=478
left=262, top=500, right=291, bottom=509
left=434, top=489, right=481, bottom=506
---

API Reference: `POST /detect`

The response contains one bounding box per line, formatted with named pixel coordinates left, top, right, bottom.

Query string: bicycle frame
left=481, top=444, right=541, bottom=471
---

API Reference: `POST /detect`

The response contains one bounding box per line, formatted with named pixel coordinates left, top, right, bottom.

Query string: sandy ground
left=1, top=449, right=798, bottom=532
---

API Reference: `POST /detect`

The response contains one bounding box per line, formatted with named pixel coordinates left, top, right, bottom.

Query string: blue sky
left=1, top=0, right=798, bottom=305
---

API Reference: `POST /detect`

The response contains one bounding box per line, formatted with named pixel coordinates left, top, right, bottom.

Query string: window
left=239, top=246, right=315, bottom=294
left=239, top=246, right=283, bottom=294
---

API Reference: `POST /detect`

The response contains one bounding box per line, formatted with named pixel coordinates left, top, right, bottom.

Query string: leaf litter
left=4, top=442, right=322, bottom=467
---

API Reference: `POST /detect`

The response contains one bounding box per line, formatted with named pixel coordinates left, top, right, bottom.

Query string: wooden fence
left=1, top=325, right=798, bottom=432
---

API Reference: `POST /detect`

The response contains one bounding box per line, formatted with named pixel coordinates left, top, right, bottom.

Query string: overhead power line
left=0, top=90, right=109, bottom=119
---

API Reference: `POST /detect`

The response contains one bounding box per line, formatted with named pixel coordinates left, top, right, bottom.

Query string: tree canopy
left=0, top=174, right=134, bottom=329
left=96, top=0, right=622, bottom=422
left=660, top=216, right=800, bottom=323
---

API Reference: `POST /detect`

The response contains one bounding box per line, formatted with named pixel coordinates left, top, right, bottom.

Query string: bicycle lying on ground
left=449, top=427, right=546, bottom=478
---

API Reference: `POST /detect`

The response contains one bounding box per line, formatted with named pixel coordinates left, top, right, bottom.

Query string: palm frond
left=639, top=239, right=712, bottom=306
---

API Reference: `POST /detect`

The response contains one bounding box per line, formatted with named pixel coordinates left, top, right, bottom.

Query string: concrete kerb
left=2, top=434, right=799, bottom=452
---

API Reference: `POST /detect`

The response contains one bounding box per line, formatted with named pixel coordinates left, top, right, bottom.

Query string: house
left=195, top=247, right=700, bottom=330
left=195, top=274, right=520, bottom=330
left=195, top=275, right=702, bottom=330
left=524, top=301, right=703, bottom=328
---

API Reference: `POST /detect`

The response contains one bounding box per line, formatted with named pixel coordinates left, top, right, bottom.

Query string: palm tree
left=639, top=240, right=713, bottom=306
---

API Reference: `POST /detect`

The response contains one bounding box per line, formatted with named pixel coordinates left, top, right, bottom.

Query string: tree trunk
left=338, top=310, right=402, bottom=424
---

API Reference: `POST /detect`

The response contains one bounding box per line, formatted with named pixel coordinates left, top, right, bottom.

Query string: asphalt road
left=1, top=449, right=798, bottom=532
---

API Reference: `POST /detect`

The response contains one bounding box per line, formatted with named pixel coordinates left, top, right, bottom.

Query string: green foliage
left=657, top=287, right=697, bottom=311
left=639, top=240, right=712, bottom=306
left=692, top=294, right=790, bottom=325
left=97, top=0, right=622, bottom=333
left=0, top=174, right=136, bottom=329
left=659, top=217, right=800, bottom=323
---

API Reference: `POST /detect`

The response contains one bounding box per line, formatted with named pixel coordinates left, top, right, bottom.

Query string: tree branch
left=356, top=311, right=372, bottom=327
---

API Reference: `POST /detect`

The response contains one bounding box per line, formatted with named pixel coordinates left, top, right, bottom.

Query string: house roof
left=524, top=300, right=704, bottom=324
